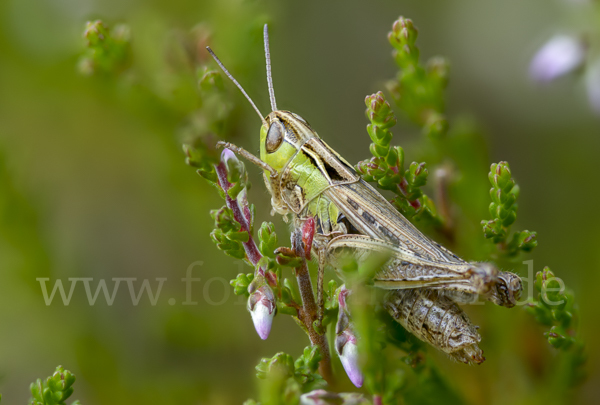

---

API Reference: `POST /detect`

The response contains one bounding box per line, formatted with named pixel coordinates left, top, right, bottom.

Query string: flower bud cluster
left=387, top=17, right=449, bottom=138
left=79, top=20, right=131, bottom=77
left=29, top=366, right=79, bottom=405
left=525, top=267, right=585, bottom=386
left=481, top=162, right=537, bottom=255
left=357, top=92, right=438, bottom=223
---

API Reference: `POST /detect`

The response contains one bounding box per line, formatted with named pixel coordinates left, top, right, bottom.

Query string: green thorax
left=258, top=110, right=360, bottom=235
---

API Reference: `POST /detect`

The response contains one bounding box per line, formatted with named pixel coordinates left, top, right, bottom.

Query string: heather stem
left=215, top=161, right=264, bottom=273
left=290, top=230, right=333, bottom=384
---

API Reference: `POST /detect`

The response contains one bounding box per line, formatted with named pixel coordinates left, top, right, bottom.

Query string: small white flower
left=530, top=35, right=586, bottom=83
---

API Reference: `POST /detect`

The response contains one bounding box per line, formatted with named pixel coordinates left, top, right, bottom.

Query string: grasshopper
left=206, top=25, right=522, bottom=324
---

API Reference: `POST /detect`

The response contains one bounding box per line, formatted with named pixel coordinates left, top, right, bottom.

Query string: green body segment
left=290, top=151, right=330, bottom=196
left=258, top=112, right=346, bottom=236
left=283, top=150, right=331, bottom=211
left=308, top=195, right=341, bottom=235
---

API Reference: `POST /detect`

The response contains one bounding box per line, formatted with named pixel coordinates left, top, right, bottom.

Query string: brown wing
left=325, top=179, right=465, bottom=264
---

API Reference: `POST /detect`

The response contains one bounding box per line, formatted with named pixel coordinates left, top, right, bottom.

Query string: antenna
left=206, top=46, right=268, bottom=127
left=263, top=24, right=278, bottom=111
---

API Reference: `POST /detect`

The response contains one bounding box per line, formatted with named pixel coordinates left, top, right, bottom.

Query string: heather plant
left=0, top=366, right=81, bottom=404
left=15, top=366, right=80, bottom=405
left=28, top=367, right=80, bottom=405
left=72, top=12, right=586, bottom=405
left=180, top=16, right=585, bottom=404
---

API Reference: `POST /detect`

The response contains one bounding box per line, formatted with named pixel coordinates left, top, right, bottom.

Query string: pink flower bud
left=220, top=148, right=237, bottom=165
left=335, top=286, right=363, bottom=388
left=247, top=281, right=276, bottom=340
left=336, top=335, right=363, bottom=388
left=300, top=389, right=369, bottom=405
left=300, top=389, right=340, bottom=405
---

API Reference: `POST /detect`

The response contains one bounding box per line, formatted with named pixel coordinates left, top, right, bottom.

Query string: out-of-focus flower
left=585, top=59, right=600, bottom=114
left=335, top=286, right=364, bottom=388
left=300, top=389, right=370, bottom=405
left=79, top=20, right=131, bottom=76
left=247, top=276, right=276, bottom=340
left=530, top=35, right=586, bottom=83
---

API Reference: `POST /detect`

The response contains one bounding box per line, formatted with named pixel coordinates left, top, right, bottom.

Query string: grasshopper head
left=488, top=271, right=523, bottom=308
left=259, top=110, right=317, bottom=172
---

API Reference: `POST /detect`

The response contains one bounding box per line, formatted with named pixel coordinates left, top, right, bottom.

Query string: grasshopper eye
left=266, top=121, right=284, bottom=153
left=510, top=277, right=522, bottom=295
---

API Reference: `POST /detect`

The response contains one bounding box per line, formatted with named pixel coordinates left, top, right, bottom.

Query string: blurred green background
left=0, top=0, right=599, bottom=403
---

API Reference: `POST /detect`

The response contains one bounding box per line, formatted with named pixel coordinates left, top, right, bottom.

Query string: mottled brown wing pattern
left=326, top=234, right=475, bottom=282
left=325, top=180, right=464, bottom=264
